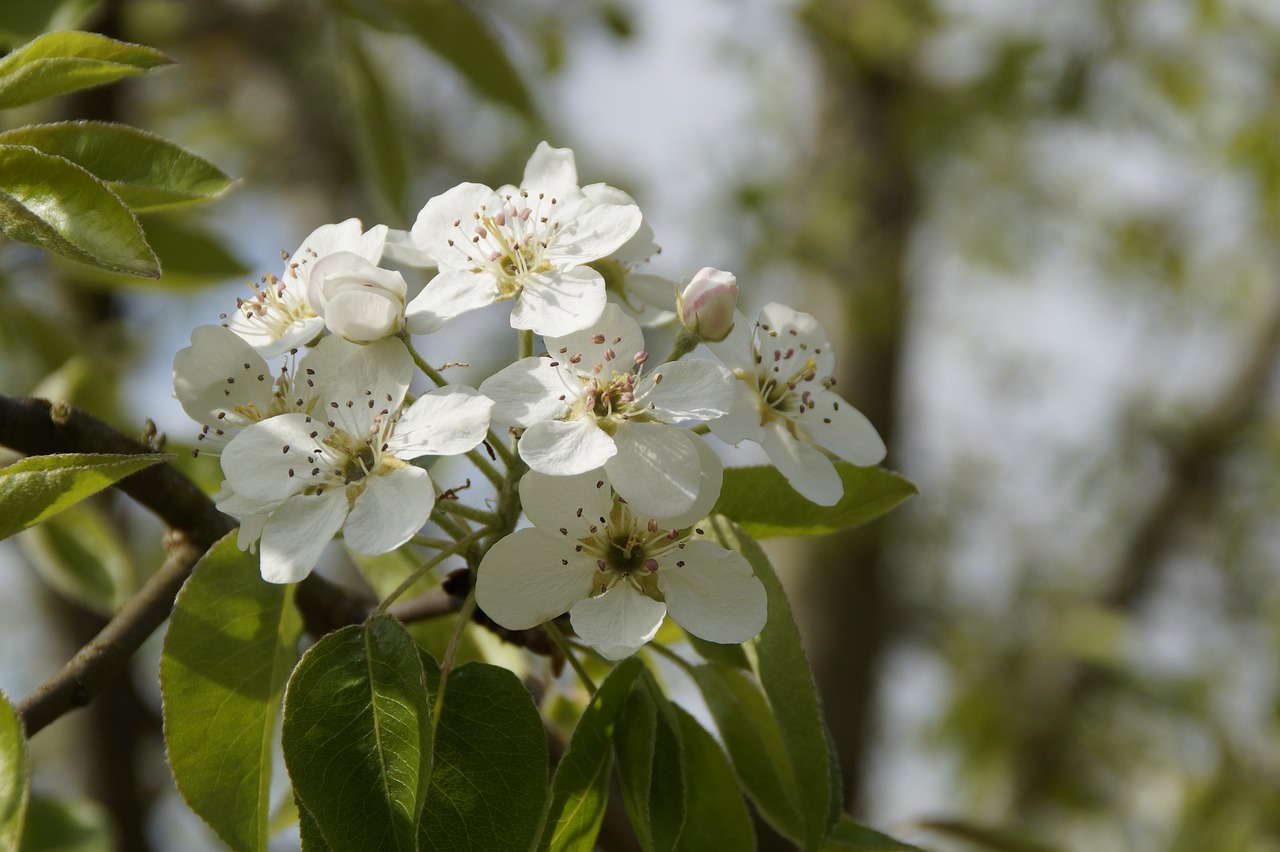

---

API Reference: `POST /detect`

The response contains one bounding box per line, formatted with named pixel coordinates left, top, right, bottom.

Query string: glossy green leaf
left=419, top=662, right=548, bottom=851
left=0, top=145, right=159, bottom=277
left=0, top=123, right=233, bottom=211
left=614, top=674, right=685, bottom=852
left=282, top=615, right=432, bottom=852
left=691, top=663, right=804, bottom=842
left=0, top=689, right=28, bottom=852
left=18, top=504, right=135, bottom=615
left=672, top=706, right=754, bottom=852
left=918, top=819, right=1062, bottom=852
left=297, top=801, right=330, bottom=852
left=70, top=214, right=249, bottom=290
left=0, top=0, right=102, bottom=46
left=713, top=463, right=917, bottom=539
left=160, top=533, right=302, bottom=852
left=0, top=452, right=168, bottom=541
left=711, top=515, right=834, bottom=849
left=539, top=657, right=644, bottom=852
left=0, top=31, right=171, bottom=109
left=822, top=815, right=926, bottom=851
left=379, top=0, right=534, bottom=117
left=17, top=796, right=112, bottom=852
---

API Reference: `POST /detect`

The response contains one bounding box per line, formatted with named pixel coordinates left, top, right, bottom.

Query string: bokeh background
left=3, top=0, right=1280, bottom=849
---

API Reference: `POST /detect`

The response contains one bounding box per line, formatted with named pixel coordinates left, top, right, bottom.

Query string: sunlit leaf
left=539, top=657, right=644, bottom=852
left=672, top=706, right=754, bottom=852
left=0, top=123, right=233, bottom=211
left=0, top=31, right=171, bottom=109
left=282, top=615, right=432, bottom=852
left=0, top=689, right=28, bottom=852
left=713, top=463, right=917, bottom=539
left=0, top=452, right=168, bottom=541
left=0, top=145, right=159, bottom=277
left=17, top=796, right=112, bottom=852
left=419, top=662, right=548, bottom=850
left=161, top=533, right=302, bottom=852
left=18, top=504, right=134, bottom=615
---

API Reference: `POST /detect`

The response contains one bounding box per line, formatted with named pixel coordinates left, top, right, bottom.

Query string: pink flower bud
left=678, top=267, right=739, bottom=342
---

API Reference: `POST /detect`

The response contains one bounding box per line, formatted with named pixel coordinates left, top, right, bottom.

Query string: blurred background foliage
left=2, top=0, right=1280, bottom=849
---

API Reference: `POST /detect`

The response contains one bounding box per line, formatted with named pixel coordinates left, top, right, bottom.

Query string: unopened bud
left=678, top=267, right=738, bottom=343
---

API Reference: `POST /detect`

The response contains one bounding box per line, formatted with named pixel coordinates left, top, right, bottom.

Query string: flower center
left=578, top=499, right=684, bottom=597
left=449, top=191, right=562, bottom=299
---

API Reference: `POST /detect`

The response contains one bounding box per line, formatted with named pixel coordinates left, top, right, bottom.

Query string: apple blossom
left=476, top=466, right=766, bottom=660
left=707, top=302, right=886, bottom=506
left=479, top=303, right=734, bottom=519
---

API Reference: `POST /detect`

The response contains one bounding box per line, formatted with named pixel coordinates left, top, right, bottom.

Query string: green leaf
left=0, top=123, right=233, bottom=212
left=17, top=796, right=112, bottom=852
left=539, top=657, right=644, bottom=852
left=713, top=463, right=917, bottom=539
left=918, top=819, right=1064, bottom=852
left=282, top=615, right=432, bottom=852
left=672, top=706, right=754, bottom=852
left=684, top=630, right=751, bottom=670
left=690, top=663, right=804, bottom=842
left=18, top=504, right=135, bottom=615
left=297, top=801, right=330, bottom=852
left=0, top=689, right=28, bottom=852
left=419, top=662, right=548, bottom=851
left=0, top=452, right=168, bottom=541
left=822, top=815, right=926, bottom=851
left=613, top=674, right=685, bottom=852
left=0, top=31, right=171, bottom=109
left=0, top=0, right=102, bottom=46
left=379, top=0, right=535, bottom=117
left=69, top=214, right=249, bottom=290
left=0, top=145, right=159, bottom=278
left=160, top=533, right=302, bottom=852
left=711, top=515, right=834, bottom=849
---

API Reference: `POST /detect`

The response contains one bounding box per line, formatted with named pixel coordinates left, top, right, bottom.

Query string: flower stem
left=486, top=429, right=518, bottom=469
left=400, top=332, right=449, bottom=387
left=434, top=499, right=502, bottom=527
left=372, top=528, right=491, bottom=615
left=432, top=589, right=478, bottom=727
left=409, top=534, right=457, bottom=550
left=519, top=328, right=534, bottom=360
left=466, top=448, right=505, bottom=488
left=543, top=621, right=597, bottom=694
left=663, top=328, right=701, bottom=364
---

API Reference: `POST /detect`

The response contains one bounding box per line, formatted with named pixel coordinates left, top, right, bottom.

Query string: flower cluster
left=173, top=142, right=886, bottom=657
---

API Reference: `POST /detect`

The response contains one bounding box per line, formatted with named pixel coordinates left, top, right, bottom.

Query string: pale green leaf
left=0, top=145, right=159, bottom=278
left=160, top=533, right=302, bottom=852
left=17, top=796, right=112, bottom=852
left=713, top=463, right=917, bottom=539
left=0, top=452, right=168, bottom=541
left=710, top=515, right=834, bottom=849
left=0, top=122, right=233, bottom=211
left=419, top=662, right=548, bottom=851
left=0, top=689, right=28, bottom=852
left=282, top=615, right=432, bottom=852
left=539, top=657, right=644, bottom=852
left=0, top=31, right=171, bottom=109
left=672, top=706, right=754, bottom=852
left=18, top=504, right=135, bottom=615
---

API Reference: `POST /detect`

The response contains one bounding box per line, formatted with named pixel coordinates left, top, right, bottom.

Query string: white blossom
left=678, top=267, right=739, bottom=342
left=215, top=336, right=493, bottom=583
left=480, top=303, right=733, bottom=519
left=476, top=463, right=765, bottom=660
left=405, top=142, right=643, bottom=337
left=708, top=302, right=886, bottom=505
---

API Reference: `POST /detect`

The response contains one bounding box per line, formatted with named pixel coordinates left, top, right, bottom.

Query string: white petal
left=323, top=287, right=405, bottom=342
left=405, top=268, right=501, bottom=334
left=232, top=316, right=326, bottom=361
left=605, top=423, right=701, bottom=519
left=760, top=420, right=842, bottom=506
left=479, top=358, right=574, bottom=427
left=584, top=184, right=659, bottom=265
left=707, top=378, right=766, bottom=445
left=704, top=311, right=755, bottom=372
left=522, top=142, right=579, bottom=194
left=643, top=359, right=736, bottom=422
left=659, top=436, right=722, bottom=529
left=547, top=199, right=643, bottom=264
left=173, top=325, right=274, bottom=434
left=657, top=540, right=766, bottom=644
left=410, top=183, right=498, bottom=270
left=387, top=386, right=493, bottom=457
left=569, top=587, right=666, bottom=660
left=303, top=335, right=411, bottom=415
left=510, top=266, right=606, bottom=337
left=798, top=390, right=886, bottom=466
left=382, top=228, right=436, bottom=267
left=258, top=488, right=350, bottom=583
left=236, top=512, right=269, bottom=553
left=615, top=272, right=677, bottom=324
left=289, top=219, right=364, bottom=266
left=343, top=465, right=435, bottom=555
left=757, top=302, right=836, bottom=379
left=220, top=414, right=323, bottom=504
left=476, top=530, right=595, bottom=630
left=545, top=302, right=645, bottom=371
left=519, top=469, right=614, bottom=538
left=519, top=419, right=617, bottom=476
